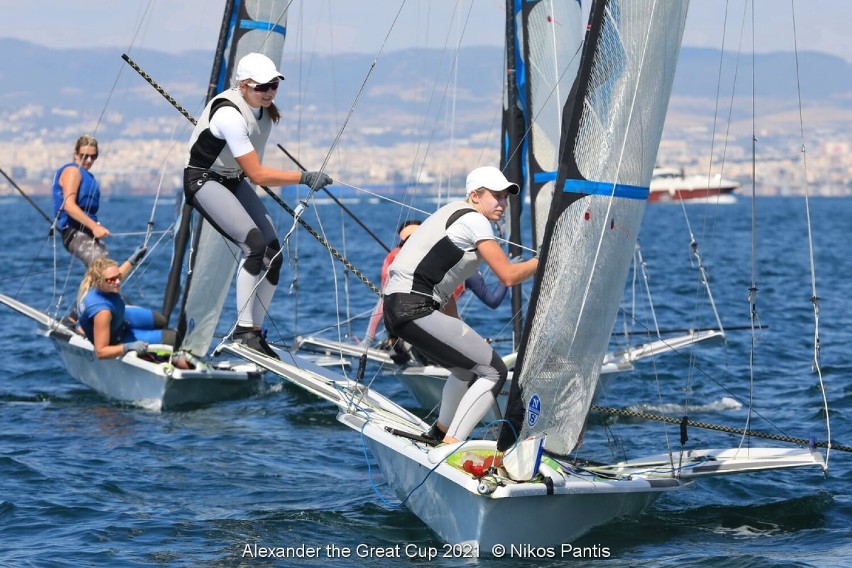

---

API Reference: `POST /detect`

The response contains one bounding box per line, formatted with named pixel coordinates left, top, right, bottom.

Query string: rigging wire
left=260, top=1, right=413, bottom=339
left=789, top=0, right=831, bottom=466
left=743, top=0, right=759, bottom=453
left=672, top=0, right=733, bottom=420
left=0, top=169, right=55, bottom=230
left=278, top=1, right=409, bottom=240
left=669, top=2, right=740, bottom=453
left=399, top=1, right=474, bottom=215
left=119, top=55, right=382, bottom=297
left=40, top=0, right=167, bottom=316
left=215, top=1, right=414, bottom=349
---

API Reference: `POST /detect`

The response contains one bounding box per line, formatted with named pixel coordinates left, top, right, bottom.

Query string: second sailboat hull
left=52, top=334, right=263, bottom=410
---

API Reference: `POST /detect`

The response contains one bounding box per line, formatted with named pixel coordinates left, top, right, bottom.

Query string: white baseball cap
left=235, top=52, right=285, bottom=84
left=465, top=166, right=520, bottom=196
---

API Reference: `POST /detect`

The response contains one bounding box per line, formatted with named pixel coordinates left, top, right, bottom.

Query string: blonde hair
left=74, top=135, right=99, bottom=153
left=77, top=257, right=118, bottom=306
left=466, top=188, right=485, bottom=204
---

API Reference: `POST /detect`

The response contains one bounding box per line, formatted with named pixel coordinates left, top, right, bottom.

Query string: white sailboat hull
left=51, top=333, right=262, bottom=411
left=346, top=416, right=676, bottom=548
left=1, top=294, right=262, bottom=411
left=350, top=420, right=825, bottom=549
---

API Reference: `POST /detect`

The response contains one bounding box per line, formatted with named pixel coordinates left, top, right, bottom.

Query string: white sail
left=520, top=0, right=585, bottom=248
left=179, top=1, right=289, bottom=356
left=501, top=1, right=690, bottom=455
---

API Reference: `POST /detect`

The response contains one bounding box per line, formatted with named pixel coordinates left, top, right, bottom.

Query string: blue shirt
left=78, top=288, right=125, bottom=344
left=52, top=163, right=100, bottom=231
left=464, top=271, right=508, bottom=309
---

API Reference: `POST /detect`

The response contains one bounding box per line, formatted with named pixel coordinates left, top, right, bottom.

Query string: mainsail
left=164, top=0, right=289, bottom=356
left=499, top=0, right=690, bottom=455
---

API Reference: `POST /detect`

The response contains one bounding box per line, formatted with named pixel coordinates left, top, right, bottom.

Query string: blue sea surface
left=0, top=194, right=849, bottom=567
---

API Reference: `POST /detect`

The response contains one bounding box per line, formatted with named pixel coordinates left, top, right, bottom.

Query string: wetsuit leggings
left=190, top=179, right=278, bottom=328
left=393, top=309, right=507, bottom=441
left=62, top=228, right=108, bottom=268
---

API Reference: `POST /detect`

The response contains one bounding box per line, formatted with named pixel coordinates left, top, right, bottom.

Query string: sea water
left=0, top=194, right=849, bottom=567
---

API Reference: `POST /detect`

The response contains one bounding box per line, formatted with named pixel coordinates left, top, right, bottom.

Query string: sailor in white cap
left=383, top=166, right=539, bottom=444
left=184, top=52, right=332, bottom=358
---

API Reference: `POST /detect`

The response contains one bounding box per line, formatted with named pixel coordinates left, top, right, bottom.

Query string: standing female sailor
left=183, top=52, right=331, bottom=358
left=383, top=166, right=538, bottom=444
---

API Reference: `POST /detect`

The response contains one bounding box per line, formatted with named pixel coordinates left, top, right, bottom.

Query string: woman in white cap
left=383, top=166, right=538, bottom=444
left=184, top=52, right=332, bottom=358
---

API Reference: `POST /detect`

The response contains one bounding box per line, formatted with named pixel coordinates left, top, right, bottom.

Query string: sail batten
left=499, top=0, right=690, bottom=455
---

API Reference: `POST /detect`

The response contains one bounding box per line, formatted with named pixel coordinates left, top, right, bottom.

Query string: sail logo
left=527, top=394, right=542, bottom=427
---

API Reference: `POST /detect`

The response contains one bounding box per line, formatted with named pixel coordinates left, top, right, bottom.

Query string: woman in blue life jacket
left=52, top=135, right=146, bottom=279
left=76, top=258, right=175, bottom=359
left=382, top=166, right=539, bottom=445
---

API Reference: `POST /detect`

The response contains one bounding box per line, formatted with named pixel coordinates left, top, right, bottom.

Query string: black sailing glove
left=127, top=245, right=147, bottom=267
left=300, top=171, right=333, bottom=191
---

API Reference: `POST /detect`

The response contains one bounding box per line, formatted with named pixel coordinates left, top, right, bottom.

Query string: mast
left=162, top=0, right=236, bottom=321
left=503, top=1, right=586, bottom=349
left=502, top=0, right=526, bottom=347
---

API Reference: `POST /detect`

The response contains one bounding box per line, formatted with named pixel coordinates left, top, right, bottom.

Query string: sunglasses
left=246, top=81, right=279, bottom=93
left=104, top=275, right=121, bottom=284
left=78, top=153, right=98, bottom=161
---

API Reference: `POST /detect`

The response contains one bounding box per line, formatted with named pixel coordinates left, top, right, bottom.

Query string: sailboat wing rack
left=220, top=343, right=428, bottom=434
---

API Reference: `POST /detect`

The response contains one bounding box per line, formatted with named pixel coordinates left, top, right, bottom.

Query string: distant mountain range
left=1, top=37, right=851, bottom=143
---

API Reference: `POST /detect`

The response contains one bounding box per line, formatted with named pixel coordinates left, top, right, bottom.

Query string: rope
left=591, top=405, right=851, bottom=453
left=122, top=55, right=199, bottom=126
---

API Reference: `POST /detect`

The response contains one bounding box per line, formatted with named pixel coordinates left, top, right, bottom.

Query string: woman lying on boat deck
left=183, top=52, right=331, bottom=360
left=52, top=135, right=146, bottom=280
left=383, top=166, right=538, bottom=444
left=77, top=258, right=175, bottom=359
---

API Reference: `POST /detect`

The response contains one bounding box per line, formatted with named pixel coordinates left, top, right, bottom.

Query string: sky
left=2, top=0, right=851, bottom=63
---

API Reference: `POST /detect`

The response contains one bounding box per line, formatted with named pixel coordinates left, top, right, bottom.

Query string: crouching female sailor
left=382, top=166, right=538, bottom=444
left=77, top=258, right=175, bottom=359
left=183, top=52, right=331, bottom=358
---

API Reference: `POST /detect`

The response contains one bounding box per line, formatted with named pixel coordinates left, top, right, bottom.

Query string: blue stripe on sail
left=533, top=171, right=557, bottom=184
left=563, top=179, right=649, bottom=200
left=240, top=20, right=287, bottom=36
